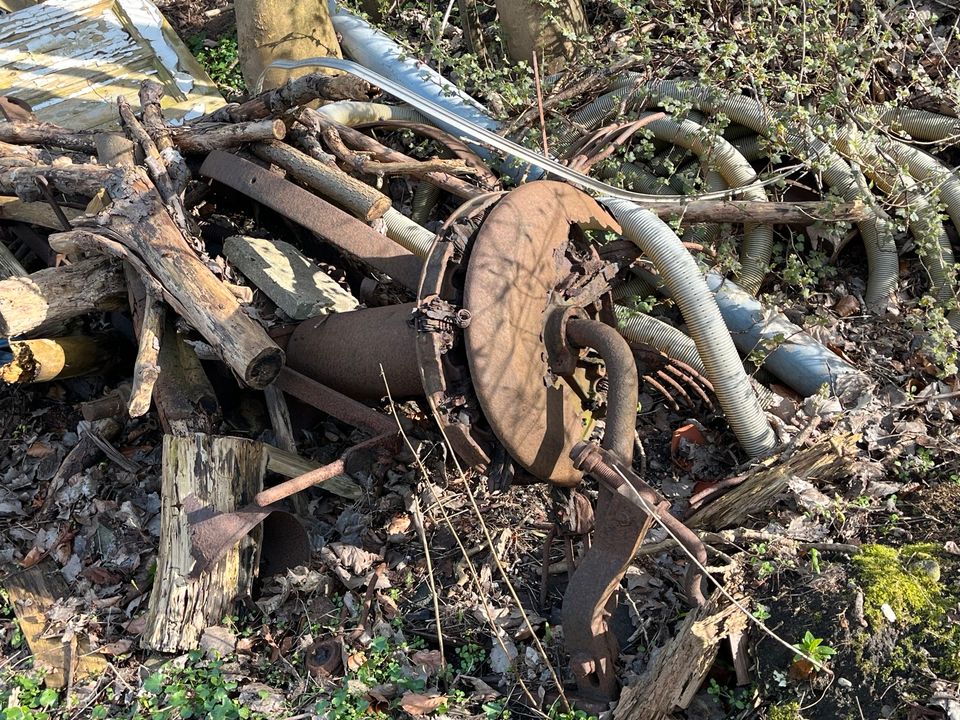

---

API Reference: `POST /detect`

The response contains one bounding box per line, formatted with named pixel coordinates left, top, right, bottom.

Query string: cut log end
left=245, top=346, right=285, bottom=388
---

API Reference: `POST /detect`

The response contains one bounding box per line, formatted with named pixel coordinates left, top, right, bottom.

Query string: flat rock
left=225, top=235, right=358, bottom=319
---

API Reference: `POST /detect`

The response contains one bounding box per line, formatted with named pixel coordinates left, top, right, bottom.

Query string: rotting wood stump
left=143, top=434, right=267, bottom=653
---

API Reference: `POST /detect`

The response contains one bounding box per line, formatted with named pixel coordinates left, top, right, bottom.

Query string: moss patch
left=767, top=701, right=804, bottom=720
left=853, top=543, right=960, bottom=680
left=852, top=543, right=941, bottom=625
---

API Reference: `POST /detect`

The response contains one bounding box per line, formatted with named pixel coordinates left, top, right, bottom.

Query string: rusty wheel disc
left=462, top=182, right=621, bottom=485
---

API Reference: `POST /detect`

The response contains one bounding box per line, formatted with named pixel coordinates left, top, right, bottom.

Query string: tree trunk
left=234, top=0, right=342, bottom=91
left=143, top=434, right=267, bottom=652
left=496, top=0, right=587, bottom=73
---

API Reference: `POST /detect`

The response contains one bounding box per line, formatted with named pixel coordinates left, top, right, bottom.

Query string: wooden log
left=138, top=81, right=189, bottom=194
left=0, top=196, right=82, bottom=229
left=264, top=383, right=296, bottom=451
left=143, top=434, right=266, bottom=652
left=54, top=166, right=284, bottom=387
left=613, top=589, right=747, bottom=719
left=687, top=432, right=861, bottom=530
left=127, top=289, right=164, bottom=418
left=174, top=120, right=286, bottom=153
left=206, top=72, right=374, bottom=123
left=81, top=386, right=130, bottom=422
left=645, top=199, right=872, bottom=225
left=0, top=336, right=110, bottom=383
left=0, top=236, right=25, bottom=277
left=0, top=256, right=125, bottom=337
left=263, top=443, right=362, bottom=500
left=117, top=97, right=189, bottom=231
left=94, top=132, right=137, bottom=168
left=0, top=163, right=110, bottom=201
left=3, top=562, right=108, bottom=688
left=0, top=120, right=293, bottom=156
left=126, top=269, right=220, bottom=436
left=252, top=140, right=391, bottom=221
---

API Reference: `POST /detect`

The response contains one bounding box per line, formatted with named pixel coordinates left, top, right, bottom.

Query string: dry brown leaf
left=26, top=441, right=55, bottom=458
left=411, top=649, right=444, bottom=675
left=385, top=513, right=411, bottom=537
left=99, top=638, right=134, bottom=656
left=347, top=650, right=366, bottom=671
left=399, top=692, right=446, bottom=716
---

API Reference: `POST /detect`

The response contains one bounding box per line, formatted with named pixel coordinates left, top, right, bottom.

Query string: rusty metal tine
left=643, top=373, right=679, bottom=411
left=655, top=369, right=694, bottom=408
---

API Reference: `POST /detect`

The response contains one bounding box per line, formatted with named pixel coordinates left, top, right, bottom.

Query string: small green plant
left=135, top=650, right=258, bottom=720
left=706, top=678, right=752, bottom=712
left=793, top=631, right=837, bottom=665
left=808, top=547, right=822, bottom=574
left=455, top=642, right=487, bottom=675
left=189, top=35, right=245, bottom=96
left=753, top=603, right=771, bottom=621
left=0, top=671, right=60, bottom=720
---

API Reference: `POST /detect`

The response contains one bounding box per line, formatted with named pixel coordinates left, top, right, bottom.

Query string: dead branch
left=252, top=140, right=391, bottom=221
left=0, top=256, right=125, bottom=337
left=204, top=72, right=376, bottom=123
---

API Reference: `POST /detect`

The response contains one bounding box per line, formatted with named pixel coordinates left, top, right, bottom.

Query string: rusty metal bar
left=199, top=151, right=423, bottom=290
left=274, top=366, right=397, bottom=435
left=559, top=318, right=645, bottom=702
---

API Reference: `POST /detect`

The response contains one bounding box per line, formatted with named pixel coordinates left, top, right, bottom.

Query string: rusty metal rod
left=571, top=442, right=707, bottom=606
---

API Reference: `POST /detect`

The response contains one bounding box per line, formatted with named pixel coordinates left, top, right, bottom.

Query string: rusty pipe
left=286, top=303, right=422, bottom=402
left=572, top=441, right=707, bottom=606
left=565, top=318, right=638, bottom=466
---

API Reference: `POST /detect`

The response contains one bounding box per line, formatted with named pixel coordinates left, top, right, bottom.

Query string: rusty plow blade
left=185, top=433, right=395, bottom=577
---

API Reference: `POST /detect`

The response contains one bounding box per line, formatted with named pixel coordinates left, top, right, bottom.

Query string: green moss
left=768, top=701, right=803, bottom=720
left=852, top=543, right=941, bottom=625
left=852, top=543, right=960, bottom=681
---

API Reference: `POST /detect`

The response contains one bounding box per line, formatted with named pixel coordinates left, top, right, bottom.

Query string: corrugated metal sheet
left=0, top=0, right=225, bottom=128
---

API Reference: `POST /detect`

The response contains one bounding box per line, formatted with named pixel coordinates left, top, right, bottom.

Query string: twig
left=532, top=51, right=549, bottom=159
left=410, top=492, right=445, bottom=672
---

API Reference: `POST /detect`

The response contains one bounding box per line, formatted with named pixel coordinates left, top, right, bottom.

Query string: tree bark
left=252, top=140, right=391, bottom=221
left=0, top=256, right=126, bottom=337
left=613, top=589, right=747, bottom=719
left=143, top=434, right=266, bottom=652
left=496, top=0, right=587, bottom=73
left=0, top=237, right=26, bottom=278
left=234, top=0, right=342, bottom=91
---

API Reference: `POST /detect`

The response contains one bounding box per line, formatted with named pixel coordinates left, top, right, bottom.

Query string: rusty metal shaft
left=560, top=318, right=645, bottom=701
left=572, top=441, right=708, bottom=608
